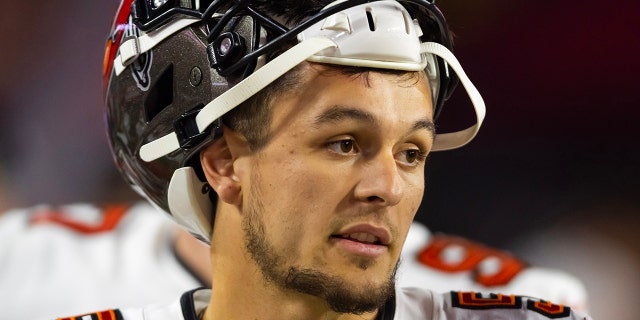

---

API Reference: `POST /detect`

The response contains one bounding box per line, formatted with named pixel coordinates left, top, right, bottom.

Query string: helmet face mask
left=104, top=0, right=485, bottom=243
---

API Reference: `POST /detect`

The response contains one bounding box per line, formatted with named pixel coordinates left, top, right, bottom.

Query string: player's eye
left=406, top=150, right=418, bottom=163
left=397, top=149, right=427, bottom=166
left=327, top=138, right=357, bottom=155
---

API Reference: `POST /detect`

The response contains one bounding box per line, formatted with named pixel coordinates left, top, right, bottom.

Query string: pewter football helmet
left=103, top=0, right=485, bottom=242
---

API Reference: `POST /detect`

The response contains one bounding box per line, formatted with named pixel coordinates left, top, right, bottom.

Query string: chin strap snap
left=114, top=18, right=199, bottom=76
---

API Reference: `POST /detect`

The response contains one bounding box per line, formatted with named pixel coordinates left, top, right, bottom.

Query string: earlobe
left=200, top=136, right=242, bottom=206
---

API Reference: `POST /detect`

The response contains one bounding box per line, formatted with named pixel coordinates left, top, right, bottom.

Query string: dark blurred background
left=1, top=1, right=639, bottom=318
left=422, top=0, right=640, bottom=248
left=422, top=2, right=640, bottom=318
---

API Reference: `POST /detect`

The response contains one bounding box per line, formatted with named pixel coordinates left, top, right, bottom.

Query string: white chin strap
left=422, top=42, right=486, bottom=151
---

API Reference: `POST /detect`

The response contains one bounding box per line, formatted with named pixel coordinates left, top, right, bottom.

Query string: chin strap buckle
left=173, top=107, right=220, bottom=149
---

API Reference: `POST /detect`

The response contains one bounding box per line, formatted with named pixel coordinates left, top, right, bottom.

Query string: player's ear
left=200, top=132, right=242, bottom=206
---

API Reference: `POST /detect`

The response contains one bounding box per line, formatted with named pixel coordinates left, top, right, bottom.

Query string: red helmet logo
left=103, top=0, right=134, bottom=94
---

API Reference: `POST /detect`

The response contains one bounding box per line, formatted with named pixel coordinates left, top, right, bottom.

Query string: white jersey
left=0, top=202, right=203, bottom=320
left=399, top=223, right=588, bottom=312
left=0, top=202, right=588, bottom=319
left=56, top=288, right=592, bottom=320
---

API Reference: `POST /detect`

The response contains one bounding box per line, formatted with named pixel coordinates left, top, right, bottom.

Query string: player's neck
left=204, top=268, right=380, bottom=320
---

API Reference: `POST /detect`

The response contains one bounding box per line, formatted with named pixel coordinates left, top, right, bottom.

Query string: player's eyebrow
left=313, top=105, right=435, bottom=136
left=412, top=119, right=435, bottom=135
left=313, top=105, right=377, bottom=127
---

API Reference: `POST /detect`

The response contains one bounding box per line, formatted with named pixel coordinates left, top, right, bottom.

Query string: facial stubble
left=242, top=173, right=397, bottom=314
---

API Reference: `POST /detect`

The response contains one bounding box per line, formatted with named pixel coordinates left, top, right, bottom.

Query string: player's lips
left=331, top=224, right=391, bottom=257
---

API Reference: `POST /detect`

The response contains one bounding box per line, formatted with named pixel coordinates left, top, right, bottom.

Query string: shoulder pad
left=417, top=233, right=526, bottom=286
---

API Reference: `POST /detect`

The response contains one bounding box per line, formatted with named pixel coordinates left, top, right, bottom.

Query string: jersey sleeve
left=399, top=222, right=589, bottom=313
left=443, top=291, right=593, bottom=320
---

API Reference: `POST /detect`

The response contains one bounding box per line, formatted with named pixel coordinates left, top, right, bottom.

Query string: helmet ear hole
left=144, top=64, right=174, bottom=122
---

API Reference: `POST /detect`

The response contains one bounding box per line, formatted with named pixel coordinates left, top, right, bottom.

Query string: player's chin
left=338, top=271, right=396, bottom=307
left=328, top=247, right=399, bottom=280
left=341, top=258, right=397, bottom=284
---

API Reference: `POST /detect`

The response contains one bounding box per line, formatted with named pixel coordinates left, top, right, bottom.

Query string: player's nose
left=353, top=151, right=403, bottom=206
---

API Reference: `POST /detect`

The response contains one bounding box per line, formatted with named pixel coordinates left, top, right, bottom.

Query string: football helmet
left=103, top=0, right=485, bottom=242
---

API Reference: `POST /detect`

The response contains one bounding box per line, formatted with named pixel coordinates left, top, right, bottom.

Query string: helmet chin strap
left=422, top=42, right=486, bottom=151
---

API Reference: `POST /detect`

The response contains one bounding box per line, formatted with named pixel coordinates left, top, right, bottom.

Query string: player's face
left=241, top=65, right=434, bottom=313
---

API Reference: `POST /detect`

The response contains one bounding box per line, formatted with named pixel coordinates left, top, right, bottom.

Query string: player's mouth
left=333, top=232, right=384, bottom=244
left=331, top=225, right=390, bottom=257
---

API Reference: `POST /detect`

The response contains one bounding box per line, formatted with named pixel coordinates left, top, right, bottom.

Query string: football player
left=55, top=0, right=592, bottom=318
